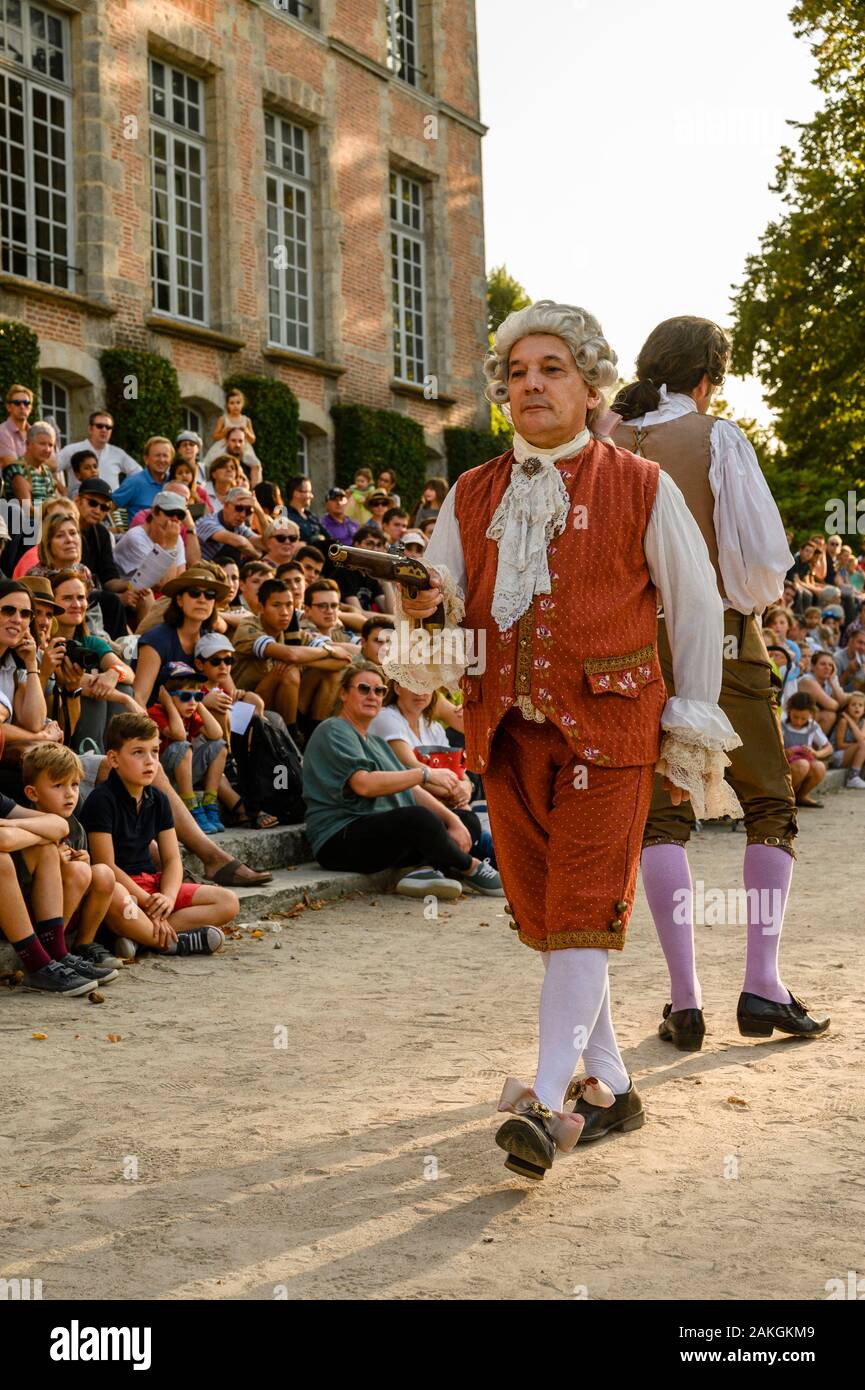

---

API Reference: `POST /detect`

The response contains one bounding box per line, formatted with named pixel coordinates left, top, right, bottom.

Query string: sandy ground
left=1, top=794, right=863, bottom=1303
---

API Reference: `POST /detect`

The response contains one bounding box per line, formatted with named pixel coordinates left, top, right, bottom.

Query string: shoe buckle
left=527, top=1100, right=554, bottom=1121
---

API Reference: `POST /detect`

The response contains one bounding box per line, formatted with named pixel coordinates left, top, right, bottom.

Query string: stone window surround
left=264, top=110, right=314, bottom=356
left=148, top=54, right=209, bottom=325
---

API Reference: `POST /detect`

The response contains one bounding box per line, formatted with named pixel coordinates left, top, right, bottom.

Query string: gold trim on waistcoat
left=514, top=607, right=546, bottom=722
left=582, top=642, right=656, bottom=675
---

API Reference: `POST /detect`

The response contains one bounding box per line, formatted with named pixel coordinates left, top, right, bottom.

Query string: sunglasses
left=355, top=681, right=387, bottom=697
left=85, top=498, right=113, bottom=512
left=173, top=690, right=205, bottom=702
left=204, top=655, right=234, bottom=667
left=272, top=534, right=296, bottom=543
left=93, top=422, right=112, bottom=430
left=183, top=588, right=218, bottom=600
left=0, top=604, right=33, bottom=620
left=311, top=601, right=340, bottom=610
left=232, top=505, right=253, bottom=515
left=9, top=398, right=32, bottom=407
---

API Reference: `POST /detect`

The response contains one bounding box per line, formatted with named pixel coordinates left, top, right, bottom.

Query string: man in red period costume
left=385, top=300, right=741, bottom=1181
left=611, top=317, right=830, bottom=1050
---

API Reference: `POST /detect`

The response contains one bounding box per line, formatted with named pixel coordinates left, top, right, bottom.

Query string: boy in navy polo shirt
left=80, top=712, right=238, bottom=956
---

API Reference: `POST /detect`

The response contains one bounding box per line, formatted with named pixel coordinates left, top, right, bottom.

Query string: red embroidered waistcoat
left=454, top=439, right=666, bottom=773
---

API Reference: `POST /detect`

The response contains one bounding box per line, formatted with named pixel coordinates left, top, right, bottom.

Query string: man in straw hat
left=387, top=300, right=741, bottom=1180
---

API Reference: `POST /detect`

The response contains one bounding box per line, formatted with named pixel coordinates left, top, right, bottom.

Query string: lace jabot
left=487, top=427, right=591, bottom=633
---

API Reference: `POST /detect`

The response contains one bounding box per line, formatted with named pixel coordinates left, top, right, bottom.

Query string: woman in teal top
left=302, top=662, right=500, bottom=894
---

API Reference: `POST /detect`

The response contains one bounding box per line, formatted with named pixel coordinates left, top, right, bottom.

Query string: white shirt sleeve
left=709, top=419, right=794, bottom=615
left=644, top=469, right=739, bottom=748
left=368, top=706, right=411, bottom=744
left=424, top=485, right=467, bottom=593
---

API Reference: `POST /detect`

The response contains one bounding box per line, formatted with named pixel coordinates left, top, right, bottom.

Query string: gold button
left=504, top=901, right=512, bottom=915
left=615, top=900, right=628, bottom=913
left=609, top=918, right=623, bottom=930
left=509, top=921, right=519, bottom=931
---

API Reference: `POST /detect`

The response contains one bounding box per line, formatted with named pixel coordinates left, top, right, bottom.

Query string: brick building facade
left=0, top=0, right=488, bottom=493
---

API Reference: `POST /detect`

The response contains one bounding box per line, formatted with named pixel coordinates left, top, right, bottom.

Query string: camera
left=64, top=639, right=103, bottom=671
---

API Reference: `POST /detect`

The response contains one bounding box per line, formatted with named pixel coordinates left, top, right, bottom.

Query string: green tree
left=730, top=0, right=865, bottom=537
left=486, top=265, right=531, bottom=439
left=487, top=264, right=531, bottom=336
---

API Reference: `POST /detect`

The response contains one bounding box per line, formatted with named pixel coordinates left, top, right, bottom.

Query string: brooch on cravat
left=520, top=456, right=542, bottom=477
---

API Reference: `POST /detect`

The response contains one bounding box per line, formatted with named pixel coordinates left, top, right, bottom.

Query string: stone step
left=0, top=863, right=396, bottom=974
left=181, top=822, right=311, bottom=874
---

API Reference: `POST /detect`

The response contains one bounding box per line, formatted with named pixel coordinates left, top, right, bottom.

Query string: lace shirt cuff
left=379, top=562, right=467, bottom=694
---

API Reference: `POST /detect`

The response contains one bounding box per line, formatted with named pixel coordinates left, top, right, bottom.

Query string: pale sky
left=476, top=0, right=820, bottom=424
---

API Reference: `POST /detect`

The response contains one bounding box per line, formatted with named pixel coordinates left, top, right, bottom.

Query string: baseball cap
left=175, top=430, right=203, bottom=448
left=152, top=490, right=188, bottom=515
left=402, top=529, right=427, bottom=548
left=226, top=486, right=255, bottom=505
left=195, top=633, right=236, bottom=661
left=821, top=604, right=844, bottom=620
left=163, top=661, right=199, bottom=681
left=326, top=487, right=347, bottom=501
left=77, top=477, right=113, bottom=500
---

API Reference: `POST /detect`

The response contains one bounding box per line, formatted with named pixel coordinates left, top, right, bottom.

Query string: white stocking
left=533, top=948, right=611, bottom=1111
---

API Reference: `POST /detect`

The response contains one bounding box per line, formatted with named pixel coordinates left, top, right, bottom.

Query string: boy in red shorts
left=80, top=712, right=238, bottom=956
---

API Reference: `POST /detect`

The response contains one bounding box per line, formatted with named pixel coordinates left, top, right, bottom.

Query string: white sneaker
left=113, top=937, right=138, bottom=958
left=845, top=773, right=865, bottom=789
left=396, top=868, right=462, bottom=900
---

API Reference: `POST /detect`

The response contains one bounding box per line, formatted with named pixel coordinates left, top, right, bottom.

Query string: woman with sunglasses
left=50, top=570, right=139, bottom=752
left=133, top=566, right=231, bottom=709
left=0, top=580, right=64, bottom=774
left=302, top=662, right=502, bottom=899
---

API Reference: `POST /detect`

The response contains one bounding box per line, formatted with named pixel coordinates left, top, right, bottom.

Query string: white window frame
left=390, top=170, right=426, bottom=384
left=296, top=429, right=308, bottom=475
left=39, top=375, right=68, bottom=445
left=181, top=405, right=203, bottom=439
left=148, top=57, right=208, bottom=325
left=264, top=111, right=314, bottom=355
left=0, top=0, right=74, bottom=289
left=386, top=0, right=420, bottom=88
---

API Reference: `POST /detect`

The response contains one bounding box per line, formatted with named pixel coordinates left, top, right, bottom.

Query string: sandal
left=205, top=858, right=273, bottom=887
left=227, top=799, right=279, bottom=831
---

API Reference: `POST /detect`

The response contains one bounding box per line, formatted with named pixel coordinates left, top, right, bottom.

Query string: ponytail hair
left=613, top=316, right=730, bottom=422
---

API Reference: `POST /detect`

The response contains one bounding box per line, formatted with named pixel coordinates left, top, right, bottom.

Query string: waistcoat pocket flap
left=583, top=644, right=659, bottom=697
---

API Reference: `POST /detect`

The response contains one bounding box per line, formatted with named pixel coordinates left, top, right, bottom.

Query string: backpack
left=231, top=711, right=305, bottom=824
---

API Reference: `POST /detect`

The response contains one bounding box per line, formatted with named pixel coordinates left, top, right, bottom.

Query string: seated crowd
left=5, top=383, right=862, bottom=998
left=0, top=385, right=501, bottom=999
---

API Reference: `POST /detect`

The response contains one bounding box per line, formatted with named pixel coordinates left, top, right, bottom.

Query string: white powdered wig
left=483, top=300, right=619, bottom=425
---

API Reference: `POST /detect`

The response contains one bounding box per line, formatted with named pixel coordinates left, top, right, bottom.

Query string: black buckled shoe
left=495, top=1103, right=556, bottom=1181
left=659, top=1002, right=706, bottom=1051
left=566, top=1078, right=645, bottom=1142
left=737, top=990, right=829, bottom=1039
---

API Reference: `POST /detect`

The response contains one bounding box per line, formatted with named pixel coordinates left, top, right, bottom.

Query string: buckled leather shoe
left=737, top=990, right=829, bottom=1039
left=566, top=1078, right=645, bottom=1142
left=659, top=1001, right=706, bottom=1051
left=495, top=1104, right=556, bottom=1180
